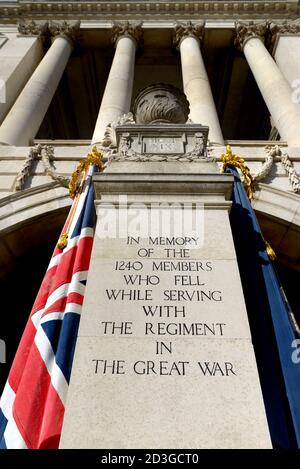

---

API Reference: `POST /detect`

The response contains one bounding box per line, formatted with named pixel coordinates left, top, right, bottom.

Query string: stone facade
left=0, top=0, right=300, bottom=450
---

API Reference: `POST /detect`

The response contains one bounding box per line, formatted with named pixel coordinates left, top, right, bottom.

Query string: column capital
left=173, top=21, right=205, bottom=49
left=268, top=19, right=300, bottom=51
left=17, top=20, right=48, bottom=37
left=48, top=20, right=81, bottom=47
left=111, top=21, right=143, bottom=48
left=235, top=21, right=267, bottom=51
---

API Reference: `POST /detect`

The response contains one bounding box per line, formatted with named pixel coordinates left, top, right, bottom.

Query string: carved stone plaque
left=142, top=136, right=184, bottom=154
left=112, top=124, right=210, bottom=162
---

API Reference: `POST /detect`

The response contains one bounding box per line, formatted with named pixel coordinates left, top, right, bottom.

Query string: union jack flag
left=0, top=164, right=96, bottom=449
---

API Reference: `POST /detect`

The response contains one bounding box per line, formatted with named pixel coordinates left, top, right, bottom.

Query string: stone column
left=0, top=21, right=45, bottom=125
left=0, top=21, right=80, bottom=146
left=236, top=21, right=300, bottom=147
left=269, top=20, right=300, bottom=92
left=91, top=22, right=142, bottom=145
left=174, top=21, right=224, bottom=145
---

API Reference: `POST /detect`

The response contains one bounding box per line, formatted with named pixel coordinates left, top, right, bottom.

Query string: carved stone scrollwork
left=48, top=20, right=81, bottom=45
left=173, top=21, right=205, bottom=49
left=18, top=20, right=48, bottom=37
left=235, top=21, right=267, bottom=51
left=268, top=19, right=300, bottom=50
left=111, top=21, right=143, bottom=48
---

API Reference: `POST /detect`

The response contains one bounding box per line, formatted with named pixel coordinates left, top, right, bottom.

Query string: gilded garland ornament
left=220, top=145, right=255, bottom=200
left=68, top=146, right=104, bottom=199
left=57, top=146, right=104, bottom=250
left=220, top=145, right=276, bottom=260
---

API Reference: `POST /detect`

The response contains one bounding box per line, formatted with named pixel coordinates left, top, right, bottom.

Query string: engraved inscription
left=142, top=136, right=184, bottom=154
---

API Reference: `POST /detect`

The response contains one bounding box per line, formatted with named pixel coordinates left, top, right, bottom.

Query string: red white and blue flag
left=0, top=165, right=96, bottom=449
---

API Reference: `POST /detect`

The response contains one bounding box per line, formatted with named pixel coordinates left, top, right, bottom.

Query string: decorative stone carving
left=18, top=20, right=48, bottom=37
left=133, top=84, right=190, bottom=125
left=111, top=124, right=211, bottom=162
left=268, top=19, right=300, bottom=50
left=253, top=146, right=275, bottom=182
left=1, top=2, right=299, bottom=21
left=97, top=112, right=136, bottom=159
left=48, top=20, right=81, bottom=45
left=14, top=145, right=39, bottom=191
left=111, top=21, right=143, bottom=48
left=40, top=145, right=69, bottom=188
left=173, top=21, right=204, bottom=49
left=235, top=21, right=267, bottom=51
left=258, top=145, right=300, bottom=193
left=14, top=144, right=69, bottom=192
left=280, top=149, right=300, bottom=194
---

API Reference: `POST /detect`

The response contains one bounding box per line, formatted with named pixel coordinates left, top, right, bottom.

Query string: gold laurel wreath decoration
left=220, top=145, right=255, bottom=200
left=69, top=146, right=104, bottom=199
left=57, top=146, right=104, bottom=250
left=220, top=145, right=276, bottom=260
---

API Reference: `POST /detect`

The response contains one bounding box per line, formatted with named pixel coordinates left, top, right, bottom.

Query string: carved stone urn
left=133, top=83, right=190, bottom=125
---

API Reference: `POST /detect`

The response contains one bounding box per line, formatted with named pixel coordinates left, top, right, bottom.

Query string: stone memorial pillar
left=60, top=85, right=271, bottom=449
left=236, top=21, right=300, bottom=147
left=91, top=22, right=142, bottom=145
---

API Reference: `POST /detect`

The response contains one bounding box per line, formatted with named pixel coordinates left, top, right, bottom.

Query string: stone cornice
left=0, top=1, right=299, bottom=23
left=173, top=21, right=204, bottom=49
left=235, top=20, right=267, bottom=50
left=111, top=21, right=143, bottom=48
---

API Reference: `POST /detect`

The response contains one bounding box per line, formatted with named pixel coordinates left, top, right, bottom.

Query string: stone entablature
left=0, top=1, right=299, bottom=23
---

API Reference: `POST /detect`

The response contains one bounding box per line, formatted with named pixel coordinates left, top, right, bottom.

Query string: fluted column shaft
left=236, top=22, right=300, bottom=147
left=174, top=22, right=224, bottom=145
left=92, top=23, right=142, bottom=145
left=0, top=21, right=79, bottom=146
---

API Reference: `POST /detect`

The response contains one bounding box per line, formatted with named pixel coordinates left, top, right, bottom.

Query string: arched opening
left=0, top=207, right=68, bottom=393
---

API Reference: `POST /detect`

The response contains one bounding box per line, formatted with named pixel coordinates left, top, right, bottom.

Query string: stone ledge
left=93, top=172, right=234, bottom=200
